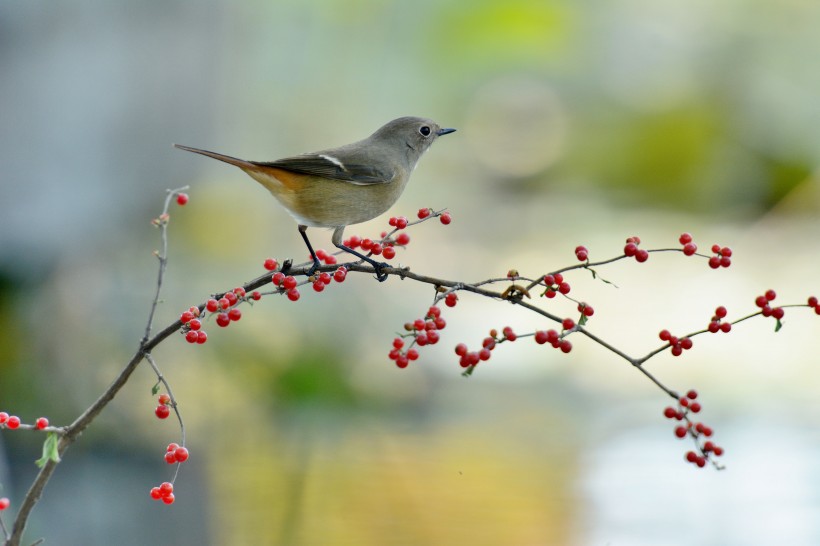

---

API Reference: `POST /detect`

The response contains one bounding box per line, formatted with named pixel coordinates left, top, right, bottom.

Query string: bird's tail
left=173, top=144, right=256, bottom=169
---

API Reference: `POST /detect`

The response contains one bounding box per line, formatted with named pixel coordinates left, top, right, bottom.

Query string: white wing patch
left=319, top=154, right=346, bottom=170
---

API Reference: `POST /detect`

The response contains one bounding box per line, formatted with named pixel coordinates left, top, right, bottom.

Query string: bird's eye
left=419, top=126, right=431, bottom=137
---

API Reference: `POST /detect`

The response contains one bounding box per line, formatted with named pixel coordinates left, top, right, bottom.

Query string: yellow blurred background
left=2, top=0, right=820, bottom=544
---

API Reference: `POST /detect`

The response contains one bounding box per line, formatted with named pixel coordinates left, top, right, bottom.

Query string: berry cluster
left=707, top=306, right=732, bottom=333
left=623, top=236, right=649, bottom=263
left=163, top=442, right=189, bottom=465
left=663, top=390, right=723, bottom=468
left=389, top=306, right=447, bottom=368
left=659, top=329, right=693, bottom=357
left=454, top=327, right=506, bottom=368
left=679, top=232, right=698, bottom=256
left=708, top=244, right=732, bottom=269
left=155, top=393, right=172, bottom=420
left=754, top=289, right=784, bottom=321
left=808, top=296, right=820, bottom=314
left=0, top=412, right=20, bottom=429
left=577, top=302, right=594, bottom=325
left=542, top=273, right=571, bottom=298
left=150, top=481, right=175, bottom=505
left=533, top=325, right=573, bottom=353
left=0, top=412, right=49, bottom=430
left=575, top=245, right=589, bottom=262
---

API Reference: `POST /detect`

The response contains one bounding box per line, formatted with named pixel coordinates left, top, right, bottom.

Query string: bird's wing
left=253, top=153, right=394, bottom=185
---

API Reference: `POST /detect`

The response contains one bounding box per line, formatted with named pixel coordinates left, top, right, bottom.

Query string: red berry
left=624, top=242, right=638, bottom=257
left=167, top=442, right=180, bottom=452
left=708, top=256, right=721, bottom=269
left=7, top=416, right=20, bottom=429
left=559, top=340, right=572, bottom=353
left=407, top=349, right=419, bottom=361
left=189, top=318, right=202, bottom=331
left=671, top=345, right=683, bottom=357
left=318, top=272, right=332, bottom=285
left=713, top=446, right=724, bottom=456
left=287, top=288, right=300, bottom=302
left=682, top=242, right=698, bottom=256
left=720, top=256, right=731, bottom=268
left=534, top=330, right=549, bottom=345
left=206, top=299, right=219, bottom=312
left=755, top=295, right=767, bottom=308
left=558, top=282, right=571, bottom=294
left=164, top=451, right=177, bottom=464
left=393, top=338, right=404, bottom=350
left=418, top=208, right=431, bottom=219
left=176, top=193, right=189, bottom=206
left=708, top=321, right=720, bottom=333
left=659, top=329, right=672, bottom=341
left=765, top=289, right=776, bottom=301
left=720, top=322, right=732, bottom=333
left=162, top=493, right=175, bottom=505
left=233, top=287, right=246, bottom=298
left=455, top=343, right=468, bottom=356
left=218, top=297, right=230, bottom=310
left=721, top=247, right=733, bottom=257
left=772, top=307, right=785, bottom=320
left=370, top=243, right=383, bottom=256
left=0, top=412, right=8, bottom=424
left=150, top=487, right=162, bottom=500
left=674, top=426, right=688, bottom=438
left=0, top=497, right=9, bottom=510
left=312, top=280, right=325, bottom=292
left=216, top=313, right=230, bottom=327
left=715, top=306, right=727, bottom=319
left=440, top=212, right=452, bottom=225
left=180, top=311, right=194, bottom=323
left=263, top=258, right=278, bottom=271
left=679, top=233, right=693, bottom=245
left=445, top=292, right=458, bottom=307
left=427, top=331, right=440, bottom=344
left=382, top=246, right=396, bottom=260
left=272, top=272, right=285, bottom=286
left=679, top=397, right=690, bottom=408
left=174, top=447, right=189, bottom=463
left=395, top=232, right=410, bottom=246
left=635, top=249, right=649, bottom=263
left=689, top=402, right=701, bottom=413
left=197, top=330, right=208, bottom=344
left=478, top=348, right=492, bottom=361
left=562, top=318, right=575, bottom=331
left=185, top=330, right=198, bottom=343
left=395, top=355, right=409, bottom=368
left=686, top=389, right=698, bottom=400
left=396, top=216, right=408, bottom=229
left=228, top=308, right=242, bottom=321
left=680, top=337, right=693, bottom=350
left=282, top=276, right=298, bottom=290
left=333, top=267, right=347, bottom=283
left=35, top=417, right=48, bottom=430
left=224, top=292, right=238, bottom=306
left=155, top=405, right=170, bottom=419
left=663, top=407, right=677, bottom=419
left=158, top=393, right=171, bottom=405
left=711, top=244, right=721, bottom=254
left=159, top=481, right=174, bottom=497
left=809, top=296, right=818, bottom=307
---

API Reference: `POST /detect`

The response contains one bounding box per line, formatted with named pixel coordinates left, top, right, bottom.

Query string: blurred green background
left=2, top=0, right=820, bottom=544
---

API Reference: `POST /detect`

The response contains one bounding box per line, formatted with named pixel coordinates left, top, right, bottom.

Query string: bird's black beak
left=436, top=127, right=456, bottom=136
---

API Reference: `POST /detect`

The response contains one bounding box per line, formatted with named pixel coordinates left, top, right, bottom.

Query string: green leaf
left=579, top=314, right=588, bottom=327
left=775, top=319, right=783, bottom=332
left=35, top=432, right=61, bottom=468
left=151, top=382, right=161, bottom=396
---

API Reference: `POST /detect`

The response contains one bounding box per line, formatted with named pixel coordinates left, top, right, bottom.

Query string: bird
left=175, top=116, right=455, bottom=281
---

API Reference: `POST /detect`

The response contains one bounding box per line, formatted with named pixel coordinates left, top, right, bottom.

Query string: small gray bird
left=175, top=116, right=455, bottom=281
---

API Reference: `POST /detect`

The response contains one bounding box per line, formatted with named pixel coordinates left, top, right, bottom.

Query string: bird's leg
left=298, top=224, right=321, bottom=277
left=331, top=226, right=390, bottom=282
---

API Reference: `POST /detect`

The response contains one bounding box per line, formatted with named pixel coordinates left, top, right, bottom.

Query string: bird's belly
left=246, top=170, right=407, bottom=228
